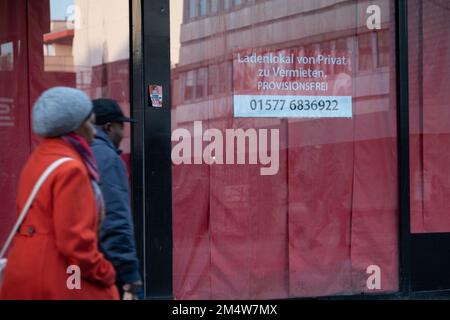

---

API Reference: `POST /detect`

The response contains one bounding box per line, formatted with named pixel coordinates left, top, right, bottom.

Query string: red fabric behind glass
left=0, top=0, right=31, bottom=247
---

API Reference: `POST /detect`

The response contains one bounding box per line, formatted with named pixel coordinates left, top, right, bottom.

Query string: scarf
left=61, top=133, right=105, bottom=226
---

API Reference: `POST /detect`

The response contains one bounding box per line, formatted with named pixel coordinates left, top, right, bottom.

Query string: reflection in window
left=377, top=30, right=390, bottom=68
left=224, top=0, right=232, bottom=10
left=208, top=64, right=217, bottom=95
left=196, top=67, right=207, bottom=98
left=217, top=62, right=229, bottom=94
left=170, top=0, right=399, bottom=300
left=43, top=13, right=75, bottom=72
left=211, top=0, right=219, bottom=13
left=320, top=41, right=331, bottom=75
left=335, top=38, right=347, bottom=51
left=42, top=0, right=131, bottom=154
left=50, top=0, right=73, bottom=21
left=185, top=0, right=252, bottom=21
left=185, top=70, right=195, bottom=100
left=43, top=44, right=56, bottom=56
left=358, top=33, right=373, bottom=72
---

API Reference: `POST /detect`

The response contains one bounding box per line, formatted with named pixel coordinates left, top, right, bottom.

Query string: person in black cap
left=91, top=98, right=143, bottom=300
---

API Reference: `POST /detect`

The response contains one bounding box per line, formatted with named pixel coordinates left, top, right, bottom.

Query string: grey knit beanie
left=32, top=87, right=93, bottom=137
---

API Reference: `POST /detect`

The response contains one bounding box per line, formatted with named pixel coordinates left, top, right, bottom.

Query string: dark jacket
left=92, top=128, right=141, bottom=285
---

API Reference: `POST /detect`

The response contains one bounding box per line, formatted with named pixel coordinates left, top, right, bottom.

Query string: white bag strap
left=0, top=157, right=73, bottom=259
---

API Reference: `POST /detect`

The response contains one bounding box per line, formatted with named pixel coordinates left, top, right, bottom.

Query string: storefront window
left=170, top=0, right=399, bottom=299
left=0, top=0, right=30, bottom=246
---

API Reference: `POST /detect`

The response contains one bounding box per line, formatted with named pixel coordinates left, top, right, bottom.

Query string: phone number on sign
left=249, top=98, right=339, bottom=112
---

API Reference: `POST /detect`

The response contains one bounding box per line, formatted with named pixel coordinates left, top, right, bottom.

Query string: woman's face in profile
left=75, top=113, right=97, bottom=144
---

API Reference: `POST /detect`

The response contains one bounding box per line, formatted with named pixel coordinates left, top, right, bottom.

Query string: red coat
left=0, top=138, right=119, bottom=300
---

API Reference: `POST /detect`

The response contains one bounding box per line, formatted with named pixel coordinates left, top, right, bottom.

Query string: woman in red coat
left=0, top=87, right=119, bottom=300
